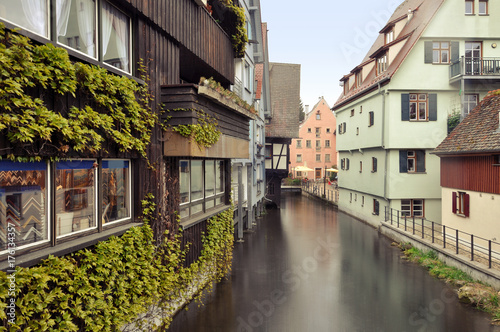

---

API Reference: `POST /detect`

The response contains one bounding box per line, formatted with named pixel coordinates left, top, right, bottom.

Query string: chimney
left=408, top=9, right=413, bottom=21
left=305, top=105, right=309, bottom=114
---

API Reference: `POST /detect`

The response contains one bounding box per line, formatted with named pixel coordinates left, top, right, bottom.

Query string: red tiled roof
left=433, top=91, right=500, bottom=155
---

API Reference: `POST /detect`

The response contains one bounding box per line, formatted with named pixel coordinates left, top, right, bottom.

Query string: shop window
left=55, top=160, right=97, bottom=237
left=102, top=160, right=130, bottom=224
left=0, top=161, right=49, bottom=253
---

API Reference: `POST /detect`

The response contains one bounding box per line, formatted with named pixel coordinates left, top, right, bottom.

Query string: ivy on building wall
left=0, top=194, right=234, bottom=331
left=0, top=23, right=155, bottom=161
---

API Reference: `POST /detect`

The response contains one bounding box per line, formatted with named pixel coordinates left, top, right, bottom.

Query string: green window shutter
left=424, top=41, right=433, bottom=63
left=429, top=94, right=437, bottom=121
left=451, top=41, right=459, bottom=63
left=399, top=150, right=408, bottom=173
left=401, top=94, right=410, bottom=121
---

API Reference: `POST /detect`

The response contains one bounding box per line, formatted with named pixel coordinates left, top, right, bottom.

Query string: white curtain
left=56, top=0, right=72, bottom=37
left=21, top=0, right=47, bottom=37
left=77, top=0, right=96, bottom=57
left=102, top=1, right=129, bottom=71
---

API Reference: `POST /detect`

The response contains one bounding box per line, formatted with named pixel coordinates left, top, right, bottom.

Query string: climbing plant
left=0, top=23, right=156, bottom=161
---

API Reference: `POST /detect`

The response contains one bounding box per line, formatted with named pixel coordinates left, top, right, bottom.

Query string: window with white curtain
left=0, top=0, right=49, bottom=37
left=102, top=1, right=130, bottom=72
left=57, top=0, right=97, bottom=58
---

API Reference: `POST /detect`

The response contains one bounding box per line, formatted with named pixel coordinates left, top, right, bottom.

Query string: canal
left=167, top=192, right=500, bottom=332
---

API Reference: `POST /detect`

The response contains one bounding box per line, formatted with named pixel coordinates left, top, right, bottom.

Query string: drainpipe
left=460, top=76, right=465, bottom=121
left=378, top=82, right=388, bottom=202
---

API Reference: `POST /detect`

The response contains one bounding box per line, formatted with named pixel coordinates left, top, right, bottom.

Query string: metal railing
left=301, top=181, right=339, bottom=203
left=384, top=207, right=500, bottom=270
left=450, top=57, right=500, bottom=79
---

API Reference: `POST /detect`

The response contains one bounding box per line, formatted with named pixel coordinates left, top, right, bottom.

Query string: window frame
left=306, top=140, right=312, bottom=149
left=465, top=0, right=474, bottom=14
left=385, top=30, right=394, bottom=44
left=376, top=53, right=388, bottom=75
left=179, top=159, right=226, bottom=220
left=296, top=140, right=302, bottom=148
left=432, top=42, right=450, bottom=64
left=409, top=93, right=428, bottom=121
left=400, top=150, right=426, bottom=173
left=401, top=199, right=425, bottom=218
left=464, top=94, right=478, bottom=115
left=297, top=154, right=302, bottom=162
left=479, top=0, right=488, bottom=15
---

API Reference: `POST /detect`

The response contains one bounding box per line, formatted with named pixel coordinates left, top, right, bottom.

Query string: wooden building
left=0, top=0, right=253, bottom=269
left=433, top=90, right=500, bottom=241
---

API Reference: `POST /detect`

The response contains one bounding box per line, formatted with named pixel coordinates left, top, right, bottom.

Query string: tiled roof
left=333, top=0, right=445, bottom=110
left=433, top=91, right=500, bottom=155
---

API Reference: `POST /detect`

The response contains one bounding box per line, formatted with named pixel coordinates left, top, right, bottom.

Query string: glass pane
left=58, top=0, right=96, bottom=58
left=0, top=161, right=48, bottom=251
left=102, top=160, right=130, bottom=224
left=419, top=102, right=426, bottom=120
left=206, top=199, right=214, bottom=210
left=180, top=160, right=190, bottom=204
left=191, top=202, right=202, bottom=216
left=102, top=2, right=130, bottom=72
left=205, top=160, right=215, bottom=198
left=179, top=205, right=189, bottom=219
left=465, top=1, right=473, bottom=14
left=55, top=160, right=96, bottom=237
left=407, top=159, right=415, bottom=172
left=441, top=42, right=449, bottom=49
left=433, top=50, right=440, bottom=63
left=191, top=160, right=203, bottom=201
left=0, top=0, right=48, bottom=37
left=216, top=161, right=224, bottom=194
left=409, top=102, right=417, bottom=119
left=409, top=94, right=417, bottom=100
left=441, top=50, right=449, bottom=63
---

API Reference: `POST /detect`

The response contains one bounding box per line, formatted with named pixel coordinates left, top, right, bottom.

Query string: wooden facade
left=440, top=156, right=500, bottom=194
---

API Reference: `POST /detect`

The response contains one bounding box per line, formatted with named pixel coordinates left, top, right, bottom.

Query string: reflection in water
left=168, top=193, right=500, bottom=332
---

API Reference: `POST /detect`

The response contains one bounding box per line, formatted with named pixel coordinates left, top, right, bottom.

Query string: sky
left=260, top=0, right=403, bottom=112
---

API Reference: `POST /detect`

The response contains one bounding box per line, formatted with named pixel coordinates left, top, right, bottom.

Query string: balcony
left=450, top=57, right=500, bottom=83
left=161, top=84, right=255, bottom=159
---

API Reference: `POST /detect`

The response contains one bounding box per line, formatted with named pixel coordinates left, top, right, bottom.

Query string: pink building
left=290, top=97, right=337, bottom=180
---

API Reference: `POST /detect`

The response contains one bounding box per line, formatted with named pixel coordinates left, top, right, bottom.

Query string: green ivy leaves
left=0, top=23, right=155, bottom=161
left=171, top=109, right=222, bottom=148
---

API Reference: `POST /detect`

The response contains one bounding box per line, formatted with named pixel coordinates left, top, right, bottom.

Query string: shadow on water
left=167, top=192, right=500, bottom=332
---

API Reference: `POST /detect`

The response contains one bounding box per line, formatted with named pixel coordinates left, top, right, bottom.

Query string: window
left=359, top=161, right=363, bottom=173
left=432, top=42, right=450, bottom=64
left=325, top=154, right=331, bottom=162
left=373, top=199, right=380, bottom=215
left=316, top=112, right=321, bottom=120
left=326, top=128, right=331, bottom=134
left=410, top=93, right=427, bottom=121
left=57, top=0, right=97, bottom=58
left=296, top=140, right=302, bottom=148
left=341, top=158, right=350, bottom=170
left=306, top=140, right=312, bottom=148
left=452, top=192, right=470, bottom=217
left=372, top=157, right=378, bottom=172
left=56, top=160, right=97, bottom=237
left=362, top=196, right=365, bottom=207
left=385, top=30, right=394, bottom=44
left=464, top=94, right=478, bottom=115
left=325, top=140, right=331, bottom=148
left=399, top=150, right=426, bottom=173
left=296, top=171, right=302, bottom=177
left=102, top=2, right=131, bottom=72
left=265, top=145, right=272, bottom=158
left=338, top=122, right=347, bottom=134
left=244, top=62, right=253, bottom=91
left=102, top=160, right=130, bottom=224
left=356, top=127, right=359, bottom=135
left=316, top=140, right=321, bottom=148
left=360, top=106, right=363, bottom=114
left=297, top=154, right=302, bottom=162
left=479, top=0, right=488, bottom=15
left=351, top=109, right=355, bottom=117
left=465, top=0, right=474, bottom=14
left=316, top=154, right=321, bottom=162
left=355, top=70, right=362, bottom=87
left=401, top=93, right=437, bottom=121
left=369, top=111, right=374, bottom=126
left=377, top=53, right=387, bottom=75
left=0, top=0, right=49, bottom=37
left=315, top=127, right=321, bottom=137
left=307, top=128, right=312, bottom=133
left=0, top=161, right=49, bottom=252
left=401, top=199, right=424, bottom=217
left=179, top=160, right=225, bottom=219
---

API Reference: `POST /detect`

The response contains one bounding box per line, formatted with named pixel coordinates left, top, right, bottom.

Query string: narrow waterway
left=167, top=193, right=500, bottom=332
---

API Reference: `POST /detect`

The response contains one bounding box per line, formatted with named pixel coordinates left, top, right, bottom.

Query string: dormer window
left=355, top=70, right=362, bottom=87
left=385, top=30, right=394, bottom=44
left=376, top=53, right=388, bottom=75
left=342, top=79, right=349, bottom=95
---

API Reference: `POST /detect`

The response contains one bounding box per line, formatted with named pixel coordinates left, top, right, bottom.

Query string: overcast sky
left=260, top=0, right=403, bottom=111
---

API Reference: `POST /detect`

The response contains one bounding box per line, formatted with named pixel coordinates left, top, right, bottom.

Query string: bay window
left=180, top=159, right=225, bottom=220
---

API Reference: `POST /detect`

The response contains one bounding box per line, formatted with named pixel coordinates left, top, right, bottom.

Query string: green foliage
left=447, top=111, right=461, bottom=133
left=168, top=109, right=222, bottom=149
left=199, top=76, right=256, bottom=114
left=0, top=23, right=155, bottom=161
left=0, top=195, right=234, bottom=331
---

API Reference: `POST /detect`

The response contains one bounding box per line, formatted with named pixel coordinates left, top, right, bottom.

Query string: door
left=315, top=168, right=322, bottom=180
left=465, top=42, right=482, bottom=75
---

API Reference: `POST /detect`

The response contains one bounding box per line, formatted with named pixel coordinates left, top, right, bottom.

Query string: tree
left=299, top=98, right=305, bottom=122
